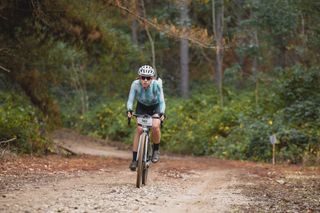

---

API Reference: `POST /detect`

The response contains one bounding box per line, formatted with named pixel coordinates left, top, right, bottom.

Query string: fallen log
left=55, top=143, right=77, bottom=155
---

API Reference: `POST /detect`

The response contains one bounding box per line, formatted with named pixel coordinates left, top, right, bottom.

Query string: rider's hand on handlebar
left=159, top=113, right=165, bottom=121
left=127, top=110, right=133, bottom=118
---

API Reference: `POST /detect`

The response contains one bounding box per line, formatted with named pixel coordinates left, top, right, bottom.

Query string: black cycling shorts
left=136, top=101, right=160, bottom=116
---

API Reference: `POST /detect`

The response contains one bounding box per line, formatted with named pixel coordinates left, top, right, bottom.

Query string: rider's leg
left=130, top=126, right=143, bottom=171
left=133, top=126, right=143, bottom=155
left=152, top=117, right=161, bottom=145
left=151, top=117, right=161, bottom=163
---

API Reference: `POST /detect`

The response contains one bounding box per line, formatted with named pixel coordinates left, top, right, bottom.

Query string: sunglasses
left=140, top=76, right=152, bottom=81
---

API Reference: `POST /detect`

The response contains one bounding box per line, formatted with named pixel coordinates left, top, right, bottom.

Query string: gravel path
left=0, top=161, right=249, bottom=213
left=1, top=129, right=319, bottom=213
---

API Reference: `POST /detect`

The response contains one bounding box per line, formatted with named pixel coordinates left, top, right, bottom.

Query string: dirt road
left=0, top=130, right=319, bottom=212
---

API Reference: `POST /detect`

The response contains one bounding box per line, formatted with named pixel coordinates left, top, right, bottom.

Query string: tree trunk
left=71, top=62, right=88, bottom=115
left=212, top=0, right=224, bottom=107
left=249, top=8, right=260, bottom=109
left=131, top=20, right=139, bottom=45
left=130, top=0, right=139, bottom=44
left=141, top=0, right=156, bottom=71
left=179, top=0, right=190, bottom=98
left=235, top=0, right=245, bottom=89
left=272, top=35, right=287, bottom=69
left=252, top=30, right=259, bottom=108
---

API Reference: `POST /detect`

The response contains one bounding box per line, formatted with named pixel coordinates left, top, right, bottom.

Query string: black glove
left=159, top=113, right=165, bottom=120
left=127, top=110, right=133, bottom=118
left=127, top=110, right=133, bottom=126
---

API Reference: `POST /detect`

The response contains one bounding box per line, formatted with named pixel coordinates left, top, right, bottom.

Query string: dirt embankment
left=0, top=129, right=319, bottom=213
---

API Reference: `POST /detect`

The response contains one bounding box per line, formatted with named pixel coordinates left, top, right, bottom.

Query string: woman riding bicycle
left=127, top=65, right=166, bottom=171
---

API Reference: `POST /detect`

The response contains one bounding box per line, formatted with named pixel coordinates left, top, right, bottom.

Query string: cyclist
left=127, top=65, right=166, bottom=171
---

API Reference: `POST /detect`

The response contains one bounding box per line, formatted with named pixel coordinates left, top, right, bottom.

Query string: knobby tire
left=136, top=133, right=146, bottom=188
left=142, top=136, right=150, bottom=185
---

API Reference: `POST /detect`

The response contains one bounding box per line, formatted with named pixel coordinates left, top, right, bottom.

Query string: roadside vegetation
left=78, top=66, right=320, bottom=163
left=1, top=0, right=319, bottom=164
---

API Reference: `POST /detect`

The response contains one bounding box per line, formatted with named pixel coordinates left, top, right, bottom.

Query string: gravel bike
left=128, top=113, right=160, bottom=188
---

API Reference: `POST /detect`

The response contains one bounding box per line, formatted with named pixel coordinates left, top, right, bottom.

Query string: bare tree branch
left=108, top=0, right=219, bottom=49
left=0, top=137, right=17, bottom=145
left=0, top=64, right=10, bottom=72
left=0, top=14, right=8, bottom=20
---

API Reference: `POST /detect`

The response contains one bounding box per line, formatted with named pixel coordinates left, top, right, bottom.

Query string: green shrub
left=274, top=66, right=320, bottom=163
left=80, top=99, right=132, bottom=143
left=0, top=92, right=48, bottom=154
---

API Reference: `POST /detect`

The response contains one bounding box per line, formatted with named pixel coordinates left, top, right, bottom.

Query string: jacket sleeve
left=127, top=81, right=136, bottom=111
left=158, top=83, right=165, bottom=113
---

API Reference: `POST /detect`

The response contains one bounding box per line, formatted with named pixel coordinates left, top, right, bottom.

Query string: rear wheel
left=136, top=133, right=146, bottom=188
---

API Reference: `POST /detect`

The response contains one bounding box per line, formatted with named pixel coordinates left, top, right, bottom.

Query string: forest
left=0, top=0, right=319, bottom=164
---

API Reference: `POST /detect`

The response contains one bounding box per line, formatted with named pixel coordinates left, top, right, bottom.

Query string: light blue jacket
left=127, top=79, right=165, bottom=113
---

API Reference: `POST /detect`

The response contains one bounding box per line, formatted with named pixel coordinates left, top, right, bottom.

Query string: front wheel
left=136, top=133, right=146, bottom=188
left=142, top=165, right=148, bottom=185
left=142, top=136, right=151, bottom=185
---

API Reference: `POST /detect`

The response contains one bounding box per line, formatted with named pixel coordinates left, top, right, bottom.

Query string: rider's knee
left=152, top=125, right=160, bottom=133
left=136, top=126, right=143, bottom=134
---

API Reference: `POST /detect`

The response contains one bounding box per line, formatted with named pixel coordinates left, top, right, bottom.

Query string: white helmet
left=138, top=65, right=155, bottom=77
